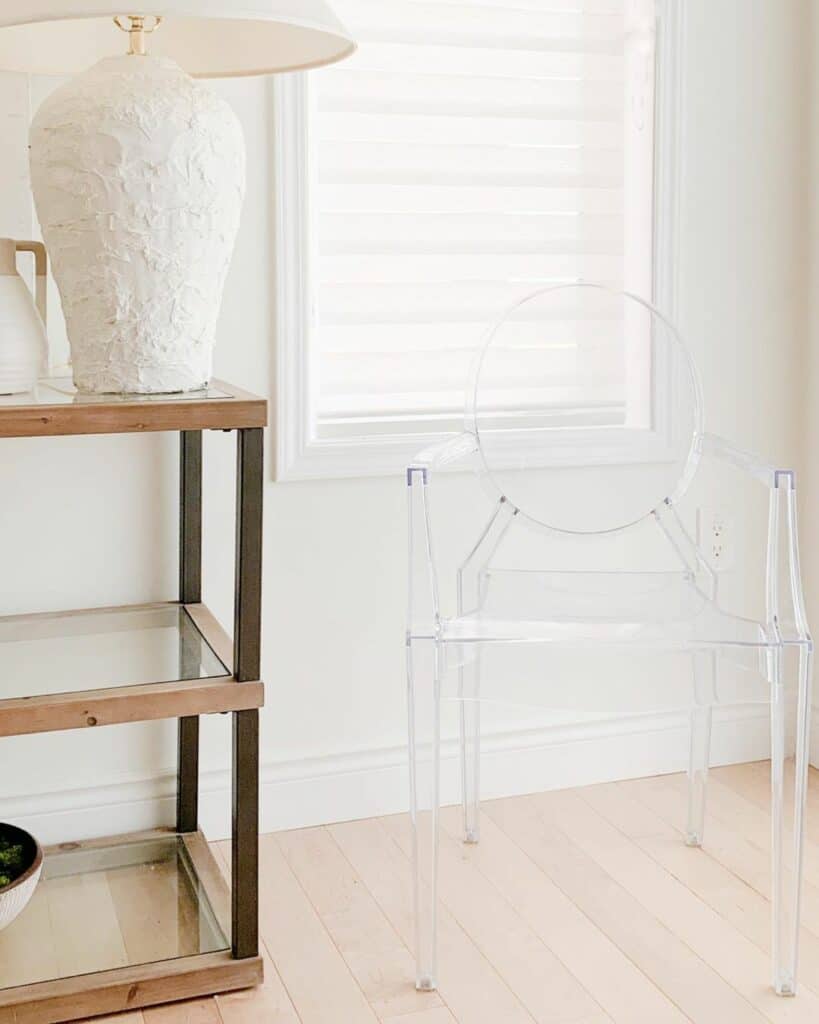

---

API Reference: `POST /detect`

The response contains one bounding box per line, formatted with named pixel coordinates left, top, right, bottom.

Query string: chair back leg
left=687, top=703, right=713, bottom=847
left=459, top=653, right=481, bottom=843
left=686, top=651, right=716, bottom=846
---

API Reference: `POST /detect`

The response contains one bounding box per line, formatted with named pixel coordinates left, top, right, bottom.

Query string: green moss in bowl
left=0, top=837, right=26, bottom=889
left=0, top=823, right=43, bottom=932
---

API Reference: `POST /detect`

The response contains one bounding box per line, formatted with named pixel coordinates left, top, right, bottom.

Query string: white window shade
left=275, top=0, right=683, bottom=479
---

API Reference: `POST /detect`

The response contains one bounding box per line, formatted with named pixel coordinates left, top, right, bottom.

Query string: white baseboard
left=0, top=704, right=774, bottom=845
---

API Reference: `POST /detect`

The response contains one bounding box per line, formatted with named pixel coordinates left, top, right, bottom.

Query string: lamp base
left=30, top=55, right=246, bottom=395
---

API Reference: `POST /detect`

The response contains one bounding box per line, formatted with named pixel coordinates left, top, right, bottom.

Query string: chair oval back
left=466, top=283, right=703, bottom=534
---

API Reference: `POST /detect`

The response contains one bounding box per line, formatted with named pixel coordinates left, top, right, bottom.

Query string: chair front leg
left=771, top=644, right=813, bottom=996
left=459, top=650, right=481, bottom=843
left=407, top=637, right=441, bottom=991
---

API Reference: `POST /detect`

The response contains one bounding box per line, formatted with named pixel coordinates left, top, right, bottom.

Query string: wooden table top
left=0, top=378, right=267, bottom=438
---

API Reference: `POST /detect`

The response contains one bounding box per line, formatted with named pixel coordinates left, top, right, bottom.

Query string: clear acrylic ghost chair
left=406, top=283, right=812, bottom=997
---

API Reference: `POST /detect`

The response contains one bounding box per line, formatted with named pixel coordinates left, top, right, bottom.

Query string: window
left=275, top=0, right=683, bottom=479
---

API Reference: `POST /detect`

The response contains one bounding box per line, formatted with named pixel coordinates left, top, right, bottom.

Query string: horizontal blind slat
left=317, top=73, right=622, bottom=119
left=317, top=408, right=622, bottom=436
left=319, top=140, right=623, bottom=188
left=323, top=361, right=624, bottom=403
left=317, top=319, right=626, bottom=354
left=319, top=212, right=623, bottom=254
left=318, top=184, right=623, bottom=215
left=320, top=384, right=625, bottom=419
left=318, top=252, right=621, bottom=285
left=335, top=1, right=625, bottom=52
left=421, top=1, right=625, bottom=12
left=317, top=68, right=623, bottom=121
left=318, top=282, right=624, bottom=324
left=315, top=112, right=623, bottom=148
left=332, top=41, right=623, bottom=79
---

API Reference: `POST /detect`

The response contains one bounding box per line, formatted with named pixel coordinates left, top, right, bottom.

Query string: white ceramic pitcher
left=0, top=239, right=48, bottom=395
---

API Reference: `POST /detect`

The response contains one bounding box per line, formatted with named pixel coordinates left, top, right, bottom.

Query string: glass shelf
left=0, top=833, right=228, bottom=991
left=0, top=379, right=232, bottom=408
left=0, top=604, right=228, bottom=702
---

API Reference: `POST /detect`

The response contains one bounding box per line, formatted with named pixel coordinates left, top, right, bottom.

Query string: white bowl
left=0, top=825, right=43, bottom=932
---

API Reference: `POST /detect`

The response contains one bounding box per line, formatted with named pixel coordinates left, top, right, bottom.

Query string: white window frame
left=274, top=0, right=686, bottom=481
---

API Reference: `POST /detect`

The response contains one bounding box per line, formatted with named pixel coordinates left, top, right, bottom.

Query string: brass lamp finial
left=113, top=14, right=163, bottom=56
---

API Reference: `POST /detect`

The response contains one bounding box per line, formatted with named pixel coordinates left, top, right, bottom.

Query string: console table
left=0, top=379, right=266, bottom=1021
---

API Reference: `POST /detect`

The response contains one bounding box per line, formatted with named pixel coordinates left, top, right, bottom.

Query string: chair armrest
left=407, top=434, right=480, bottom=635
left=698, top=434, right=807, bottom=639
left=698, top=432, right=789, bottom=489
left=408, top=432, right=479, bottom=479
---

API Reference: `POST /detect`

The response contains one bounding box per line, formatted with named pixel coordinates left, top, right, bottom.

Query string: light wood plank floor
left=76, top=762, right=819, bottom=1024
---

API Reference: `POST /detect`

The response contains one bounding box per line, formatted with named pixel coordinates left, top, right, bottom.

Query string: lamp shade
left=0, top=1, right=355, bottom=76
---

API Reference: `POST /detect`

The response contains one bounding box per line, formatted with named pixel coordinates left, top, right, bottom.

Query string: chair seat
left=439, top=570, right=777, bottom=649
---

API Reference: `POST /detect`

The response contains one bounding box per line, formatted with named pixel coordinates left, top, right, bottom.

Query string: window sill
left=275, top=425, right=684, bottom=482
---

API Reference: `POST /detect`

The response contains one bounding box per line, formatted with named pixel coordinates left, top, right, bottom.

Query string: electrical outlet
left=697, top=508, right=734, bottom=571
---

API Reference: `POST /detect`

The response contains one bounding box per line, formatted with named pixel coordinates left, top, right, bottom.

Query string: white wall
left=0, top=0, right=813, bottom=844
left=805, top=1, right=819, bottom=760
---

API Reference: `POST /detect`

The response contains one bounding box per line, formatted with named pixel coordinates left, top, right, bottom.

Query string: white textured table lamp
left=0, top=3, right=354, bottom=394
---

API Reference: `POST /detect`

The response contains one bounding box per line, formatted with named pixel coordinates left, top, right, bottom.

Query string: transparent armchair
left=406, top=284, right=812, bottom=997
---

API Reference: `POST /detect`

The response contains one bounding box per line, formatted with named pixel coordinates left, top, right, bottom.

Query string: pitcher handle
left=15, top=241, right=48, bottom=374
